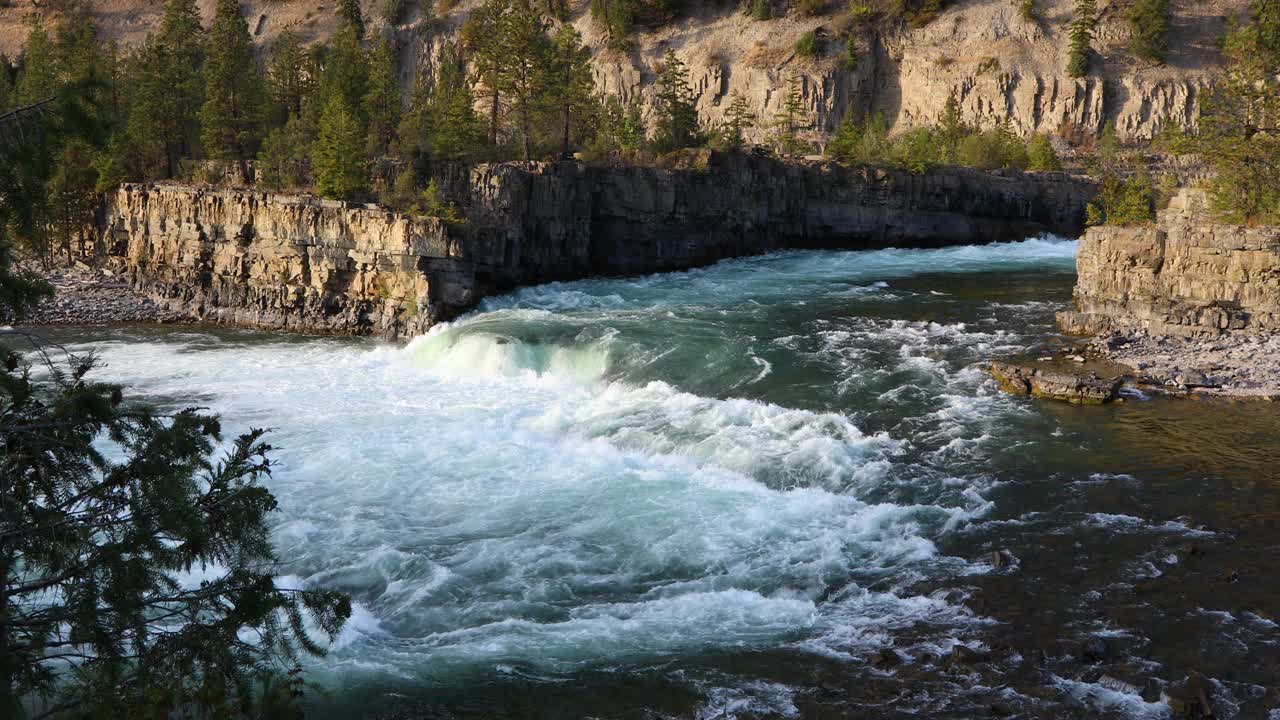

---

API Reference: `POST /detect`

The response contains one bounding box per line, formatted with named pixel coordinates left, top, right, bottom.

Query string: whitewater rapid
left=66, top=237, right=1082, bottom=707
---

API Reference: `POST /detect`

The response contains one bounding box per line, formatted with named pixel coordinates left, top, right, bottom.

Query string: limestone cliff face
left=388, top=0, right=1249, bottom=143
left=99, top=154, right=1095, bottom=337
left=1059, top=189, right=1280, bottom=337
left=1, top=0, right=1245, bottom=143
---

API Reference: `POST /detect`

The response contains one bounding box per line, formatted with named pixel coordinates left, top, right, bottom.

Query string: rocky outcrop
left=990, top=360, right=1122, bottom=404
left=1059, top=189, right=1280, bottom=337
left=1, top=1, right=1247, bottom=143
left=97, top=153, right=1095, bottom=337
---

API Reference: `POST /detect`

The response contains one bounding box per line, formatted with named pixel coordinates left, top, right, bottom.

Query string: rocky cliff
left=98, top=153, right=1095, bottom=337
left=0, top=0, right=1248, bottom=142
left=1059, top=188, right=1280, bottom=337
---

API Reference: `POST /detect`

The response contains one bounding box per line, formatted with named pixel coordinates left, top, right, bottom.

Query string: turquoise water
left=46, top=238, right=1280, bottom=719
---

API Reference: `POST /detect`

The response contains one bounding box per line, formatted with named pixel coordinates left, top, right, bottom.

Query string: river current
left=46, top=238, right=1280, bottom=719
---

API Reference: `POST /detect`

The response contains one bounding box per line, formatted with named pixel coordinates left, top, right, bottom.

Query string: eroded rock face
left=1059, top=189, right=1280, bottom=337
left=98, top=154, right=1096, bottom=337
left=989, top=361, right=1122, bottom=404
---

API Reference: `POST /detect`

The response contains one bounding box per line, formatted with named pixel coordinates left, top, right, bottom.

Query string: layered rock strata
left=989, top=360, right=1123, bottom=404
left=1059, top=189, right=1280, bottom=337
left=98, top=153, right=1096, bottom=337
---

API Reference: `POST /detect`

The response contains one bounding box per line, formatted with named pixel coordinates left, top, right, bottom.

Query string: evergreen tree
left=201, top=0, right=267, bottom=173
left=364, top=37, right=402, bottom=159
left=127, top=0, right=206, bottom=178
left=1027, top=133, right=1063, bottom=170
left=15, top=20, right=59, bottom=105
left=721, top=91, right=755, bottom=151
left=1127, top=0, right=1170, bottom=63
left=268, top=30, right=312, bottom=126
left=0, top=58, right=9, bottom=112
left=339, top=0, right=367, bottom=38
left=257, top=115, right=313, bottom=190
left=770, top=77, right=810, bottom=157
left=1067, top=0, right=1096, bottom=77
left=464, top=0, right=509, bottom=146
left=1196, top=0, right=1280, bottom=222
left=313, top=94, right=368, bottom=198
left=652, top=49, right=701, bottom=151
left=548, top=25, right=596, bottom=159
left=827, top=112, right=890, bottom=165
left=46, top=140, right=100, bottom=264
left=938, top=91, right=968, bottom=163
left=425, top=46, right=488, bottom=161
left=590, top=0, right=635, bottom=50
left=496, top=0, right=552, bottom=161
left=316, top=27, right=370, bottom=130
left=593, top=93, right=646, bottom=154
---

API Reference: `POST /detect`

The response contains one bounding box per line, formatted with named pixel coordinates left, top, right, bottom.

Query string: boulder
left=990, top=361, right=1123, bottom=404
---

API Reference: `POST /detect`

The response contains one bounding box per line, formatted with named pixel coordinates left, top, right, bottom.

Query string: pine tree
left=1027, top=133, right=1063, bottom=170
left=127, top=0, right=206, bottom=178
left=426, top=46, right=488, bottom=161
left=1127, top=0, right=1170, bottom=63
left=770, top=76, right=810, bottom=157
left=653, top=49, right=701, bottom=151
left=1067, top=0, right=1096, bottom=77
left=313, top=94, right=368, bottom=198
left=590, top=0, right=635, bottom=50
left=364, top=37, right=401, bottom=159
left=0, top=59, right=9, bottom=112
left=548, top=25, right=596, bottom=159
left=464, top=0, right=509, bottom=146
left=201, top=0, right=266, bottom=174
left=938, top=91, right=968, bottom=163
left=46, top=140, right=99, bottom=264
left=15, top=20, right=59, bottom=105
left=721, top=91, right=755, bottom=151
left=339, top=0, right=366, bottom=39
left=257, top=115, right=313, bottom=189
left=316, top=26, right=370, bottom=129
left=1196, top=0, right=1280, bottom=222
left=268, top=30, right=312, bottom=125
left=496, top=0, right=552, bottom=161
left=594, top=93, right=646, bottom=154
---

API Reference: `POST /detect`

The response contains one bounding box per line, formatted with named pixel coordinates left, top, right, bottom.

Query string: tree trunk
left=489, top=88, right=500, bottom=146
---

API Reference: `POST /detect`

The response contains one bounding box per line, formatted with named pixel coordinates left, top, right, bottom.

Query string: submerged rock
left=990, top=361, right=1123, bottom=404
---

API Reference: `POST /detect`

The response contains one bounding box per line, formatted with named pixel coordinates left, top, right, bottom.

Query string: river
left=40, top=238, right=1280, bottom=719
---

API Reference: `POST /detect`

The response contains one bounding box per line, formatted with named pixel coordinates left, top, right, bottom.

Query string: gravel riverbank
left=1086, top=331, right=1280, bottom=399
left=21, top=264, right=189, bottom=326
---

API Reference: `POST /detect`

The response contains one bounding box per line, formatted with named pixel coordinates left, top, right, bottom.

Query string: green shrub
left=827, top=112, right=890, bottom=164
left=751, top=0, right=774, bottom=20
left=1027, top=133, right=1062, bottom=171
left=889, top=126, right=944, bottom=173
left=794, top=30, right=823, bottom=56
left=1087, top=171, right=1156, bottom=226
left=1018, top=0, right=1036, bottom=21
left=957, top=127, right=1028, bottom=170
left=848, top=0, right=874, bottom=23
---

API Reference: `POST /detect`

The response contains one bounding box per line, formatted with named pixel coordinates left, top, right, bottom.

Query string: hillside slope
left=0, top=0, right=1249, bottom=142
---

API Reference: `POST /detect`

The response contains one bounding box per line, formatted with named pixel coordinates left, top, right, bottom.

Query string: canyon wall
left=99, top=153, right=1095, bottom=337
left=0, top=0, right=1248, bottom=143
left=1059, top=189, right=1280, bottom=337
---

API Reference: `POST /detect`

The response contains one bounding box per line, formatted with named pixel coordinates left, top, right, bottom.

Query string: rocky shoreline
left=1087, top=330, right=1280, bottom=399
left=21, top=264, right=189, bottom=326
